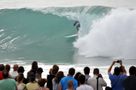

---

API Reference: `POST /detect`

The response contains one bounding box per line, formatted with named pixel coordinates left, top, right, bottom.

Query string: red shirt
left=0, top=71, right=3, bottom=80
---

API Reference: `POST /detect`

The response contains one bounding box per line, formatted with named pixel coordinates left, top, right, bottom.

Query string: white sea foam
left=0, top=0, right=136, bottom=9
left=74, top=8, right=136, bottom=59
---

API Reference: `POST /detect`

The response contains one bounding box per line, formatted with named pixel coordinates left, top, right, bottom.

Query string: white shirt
left=10, top=71, right=18, bottom=78
left=87, top=75, right=107, bottom=90
left=77, top=84, right=94, bottom=90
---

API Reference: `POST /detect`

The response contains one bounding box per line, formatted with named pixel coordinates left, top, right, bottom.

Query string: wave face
left=0, top=8, right=78, bottom=63
left=0, top=6, right=111, bottom=63
left=1, top=6, right=136, bottom=64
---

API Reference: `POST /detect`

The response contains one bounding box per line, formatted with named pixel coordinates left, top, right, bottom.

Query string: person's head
left=74, top=72, right=81, bottom=81
left=113, top=67, right=120, bottom=76
left=17, top=66, right=25, bottom=74
left=13, top=64, right=19, bottom=71
left=78, top=74, right=85, bottom=84
left=0, top=64, right=4, bottom=71
left=55, top=71, right=64, bottom=83
left=56, top=71, right=64, bottom=77
left=129, top=66, right=136, bottom=76
left=84, top=66, right=90, bottom=75
left=5, top=64, right=10, bottom=72
left=93, top=68, right=99, bottom=75
left=68, top=68, right=75, bottom=76
left=38, top=78, right=47, bottom=87
left=52, top=64, right=59, bottom=75
left=37, top=67, right=43, bottom=74
left=49, top=68, right=53, bottom=74
left=31, top=61, right=38, bottom=71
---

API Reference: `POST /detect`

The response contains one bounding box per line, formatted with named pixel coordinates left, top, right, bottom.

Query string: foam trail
left=74, top=8, right=136, bottom=59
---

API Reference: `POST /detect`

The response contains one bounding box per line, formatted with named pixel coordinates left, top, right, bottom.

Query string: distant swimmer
left=73, top=21, right=80, bottom=31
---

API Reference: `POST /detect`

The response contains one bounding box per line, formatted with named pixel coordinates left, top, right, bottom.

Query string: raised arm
left=119, top=60, right=127, bottom=74
left=108, top=61, right=116, bottom=73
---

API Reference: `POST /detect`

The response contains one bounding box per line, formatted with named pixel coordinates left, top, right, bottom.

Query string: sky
left=0, top=0, right=136, bottom=9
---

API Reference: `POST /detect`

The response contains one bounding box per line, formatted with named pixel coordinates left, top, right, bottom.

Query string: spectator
left=83, top=66, right=91, bottom=84
left=16, top=66, right=28, bottom=84
left=59, top=67, right=78, bottom=90
left=77, top=74, right=93, bottom=90
left=123, top=66, right=136, bottom=90
left=16, top=74, right=26, bottom=90
left=0, top=71, right=17, bottom=90
left=5, top=64, right=11, bottom=76
left=47, top=64, right=59, bottom=90
left=0, top=64, right=4, bottom=80
left=27, top=61, right=38, bottom=82
left=74, top=72, right=81, bottom=86
left=87, top=68, right=107, bottom=90
left=37, top=78, right=49, bottom=90
left=108, top=60, right=127, bottom=90
left=52, top=71, right=64, bottom=90
left=36, top=67, right=43, bottom=81
left=26, top=72, right=39, bottom=90
left=11, top=64, right=19, bottom=79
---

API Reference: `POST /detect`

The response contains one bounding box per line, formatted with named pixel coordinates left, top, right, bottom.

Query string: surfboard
left=65, top=34, right=78, bottom=38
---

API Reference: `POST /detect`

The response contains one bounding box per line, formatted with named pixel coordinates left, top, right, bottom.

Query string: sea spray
left=74, top=8, right=136, bottom=59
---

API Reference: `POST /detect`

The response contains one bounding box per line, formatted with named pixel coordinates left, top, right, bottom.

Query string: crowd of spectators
left=0, top=60, right=136, bottom=90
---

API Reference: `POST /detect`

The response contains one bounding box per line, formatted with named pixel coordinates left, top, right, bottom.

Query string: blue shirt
left=60, top=76, right=78, bottom=90
left=108, top=73, right=127, bottom=90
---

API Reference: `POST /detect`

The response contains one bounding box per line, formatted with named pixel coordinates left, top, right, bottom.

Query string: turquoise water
left=1, top=6, right=136, bottom=65
left=0, top=1, right=135, bottom=86
left=0, top=6, right=111, bottom=64
left=0, top=8, right=77, bottom=63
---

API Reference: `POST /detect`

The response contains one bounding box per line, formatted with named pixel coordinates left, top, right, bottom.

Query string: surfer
left=73, top=21, right=80, bottom=31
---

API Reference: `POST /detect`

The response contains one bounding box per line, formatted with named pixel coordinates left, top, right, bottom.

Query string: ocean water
left=0, top=6, right=111, bottom=64
left=0, top=0, right=136, bottom=86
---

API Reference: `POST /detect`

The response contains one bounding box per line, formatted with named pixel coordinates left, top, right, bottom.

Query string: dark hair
left=5, top=64, right=10, bottom=72
left=17, top=66, right=25, bottom=73
left=29, top=72, right=36, bottom=82
left=31, top=61, right=38, bottom=72
left=129, top=66, right=136, bottom=75
left=74, top=72, right=81, bottom=81
left=17, top=74, right=24, bottom=83
left=78, top=74, right=85, bottom=84
left=84, top=66, right=90, bottom=75
left=37, top=67, right=43, bottom=74
left=54, top=71, right=64, bottom=83
left=52, top=64, right=59, bottom=75
left=38, top=79, right=47, bottom=87
left=0, top=64, right=4, bottom=71
left=114, top=67, right=120, bottom=76
left=68, top=68, right=75, bottom=76
left=93, top=68, right=99, bottom=75
left=2, top=71, right=9, bottom=78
